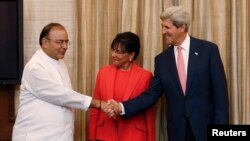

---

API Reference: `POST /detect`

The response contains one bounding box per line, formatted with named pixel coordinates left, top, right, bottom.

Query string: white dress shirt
left=12, top=49, right=92, bottom=141
left=174, top=34, right=190, bottom=75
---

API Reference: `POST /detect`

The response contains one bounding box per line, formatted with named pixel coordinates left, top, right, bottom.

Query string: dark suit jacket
left=122, top=36, right=229, bottom=141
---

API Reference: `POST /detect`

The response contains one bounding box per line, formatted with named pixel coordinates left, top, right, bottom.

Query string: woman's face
left=110, top=44, right=134, bottom=70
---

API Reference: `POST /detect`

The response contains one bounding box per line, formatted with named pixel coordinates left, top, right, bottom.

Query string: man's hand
left=93, top=99, right=122, bottom=118
left=106, top=99, right=122, bottom=118
left=99, top=101, right=114, bottom=117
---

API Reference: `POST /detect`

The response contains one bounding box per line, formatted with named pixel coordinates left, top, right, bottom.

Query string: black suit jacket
left=122, top=36, right=229, bottom=141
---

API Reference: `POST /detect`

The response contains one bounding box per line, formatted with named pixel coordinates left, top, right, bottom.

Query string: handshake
left=98, top=99, right=122, bottom=118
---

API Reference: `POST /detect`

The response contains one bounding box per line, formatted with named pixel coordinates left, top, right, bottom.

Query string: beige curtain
left=21, top=0, right=250, bottom=141
left=74, top=0, right=250, bottom=140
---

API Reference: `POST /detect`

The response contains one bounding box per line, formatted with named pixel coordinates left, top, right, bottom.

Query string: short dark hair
left=39, top=23, right=66, bottom=46
left=111, top=32, right=141, bottom=60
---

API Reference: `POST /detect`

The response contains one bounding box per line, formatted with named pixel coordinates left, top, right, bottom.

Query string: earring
left=129, top=58, right=132, bottom=62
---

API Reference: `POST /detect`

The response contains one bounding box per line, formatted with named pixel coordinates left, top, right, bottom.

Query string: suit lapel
left=106, top=64, right=142, bottom=100
left=169, top=46, right=182, bottom=91
left=166, top=46, right=184, bottom=95
left=186, top=38, right=200, bottom=95
left=123, top=63, right=142, bottom=100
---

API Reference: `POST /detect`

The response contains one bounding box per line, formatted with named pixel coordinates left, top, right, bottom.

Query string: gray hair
left=160, top=6, right=190, bottom=32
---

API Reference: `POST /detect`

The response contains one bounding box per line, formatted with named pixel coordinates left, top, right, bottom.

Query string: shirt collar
left=175, top=34, right=190, bottom=52
left=37, top=49, right=60, bottom=66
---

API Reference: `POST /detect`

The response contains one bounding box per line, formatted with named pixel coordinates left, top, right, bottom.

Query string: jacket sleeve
left=123, top=60, right=163, bottom=118
left=210, top=45, right=229, bottom=124
left=25, top=64, right=92, bottom=111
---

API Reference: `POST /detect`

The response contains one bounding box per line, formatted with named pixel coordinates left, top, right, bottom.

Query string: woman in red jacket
left=88, top=32, right=156, bottom=141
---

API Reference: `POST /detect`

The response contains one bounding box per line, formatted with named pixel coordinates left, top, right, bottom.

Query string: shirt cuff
left=119, top=102, right=125, bottom=115
left=82, top=95, right=92, bottom=111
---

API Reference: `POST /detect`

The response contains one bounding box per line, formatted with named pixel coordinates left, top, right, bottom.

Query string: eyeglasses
left=45, top=38, right=71, bottom=46
left=110, top=48, right=127, bottom=54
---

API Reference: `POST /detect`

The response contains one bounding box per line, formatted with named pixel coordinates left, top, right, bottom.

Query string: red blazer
left=88, top=63, right=155, bottom=141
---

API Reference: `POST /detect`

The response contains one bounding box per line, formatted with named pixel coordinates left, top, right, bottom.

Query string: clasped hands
left=100, top=99, right=122, bottom=118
